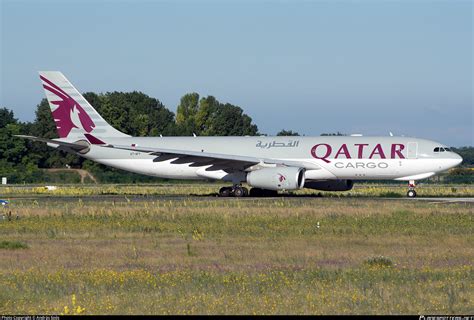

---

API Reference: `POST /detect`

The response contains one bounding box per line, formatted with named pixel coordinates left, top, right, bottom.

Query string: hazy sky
left=1, top=0, right=472, bottom=146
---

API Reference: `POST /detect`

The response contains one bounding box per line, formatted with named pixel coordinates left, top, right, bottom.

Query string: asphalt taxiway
left=3, top=194, right=473, bottom=204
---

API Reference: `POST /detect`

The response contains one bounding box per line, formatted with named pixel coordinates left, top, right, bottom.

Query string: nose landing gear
left=407, top=180, right=417, bottom=198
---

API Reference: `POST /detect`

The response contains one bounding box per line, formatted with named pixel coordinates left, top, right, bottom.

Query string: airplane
left=16, top=71, right=463, bottom=198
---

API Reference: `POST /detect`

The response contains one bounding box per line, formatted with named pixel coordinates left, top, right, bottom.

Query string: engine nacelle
left=304, top=180, right=354, bottom=191
left=246, top=167, right=305, bottom=191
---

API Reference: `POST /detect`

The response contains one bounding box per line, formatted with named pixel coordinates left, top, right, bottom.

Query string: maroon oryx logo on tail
left=40, top=75, right=95, bottom=138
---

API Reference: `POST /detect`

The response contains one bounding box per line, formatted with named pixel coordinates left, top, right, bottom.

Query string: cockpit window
left=434, top=147, right=452, bottom=153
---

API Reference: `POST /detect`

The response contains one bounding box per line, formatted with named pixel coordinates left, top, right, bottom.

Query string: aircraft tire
left=407, top=190, right=417, bottom=198
left=219, top=187, right=232, bottom=197
left=233, top=186, right=245, bottom=197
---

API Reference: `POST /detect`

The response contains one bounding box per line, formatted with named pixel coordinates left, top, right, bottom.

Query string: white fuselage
left=77, top=136, right=462, bottom=182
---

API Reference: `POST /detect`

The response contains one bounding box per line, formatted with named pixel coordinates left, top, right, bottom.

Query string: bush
left=0, top=240, right=29, bottom=250
left=364, top=256, right=393, bottom=268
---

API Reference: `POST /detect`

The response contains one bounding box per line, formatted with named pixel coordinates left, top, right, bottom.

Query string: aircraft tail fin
left=38, top=71, right=130, bottom=139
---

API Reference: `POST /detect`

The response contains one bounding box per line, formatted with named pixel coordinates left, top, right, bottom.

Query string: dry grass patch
left=0, top=192, right=472, bottom=314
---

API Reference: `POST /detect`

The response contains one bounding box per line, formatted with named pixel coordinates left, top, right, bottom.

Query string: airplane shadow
left=190, top=192, right=326, bottom=198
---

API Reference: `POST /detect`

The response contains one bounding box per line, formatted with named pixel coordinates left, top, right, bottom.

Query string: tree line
left=1, top=91, right=473, bottom=183
left=0, top=91, right=262, bottom=183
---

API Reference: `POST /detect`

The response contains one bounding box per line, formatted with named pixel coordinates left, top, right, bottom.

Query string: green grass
left=1, top=183, right=474, bottom=197
left=2, top=267, right=471, bottom=314
left=0, top=240, right=28, bottom=250
left=378, top=191, right=403, bottom=198
left=0, top=187, right=472, bottom=314
left=1, top=200, right=471, bottom=238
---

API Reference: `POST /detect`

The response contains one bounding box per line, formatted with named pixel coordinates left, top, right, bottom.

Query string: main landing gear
left=218, top=185, right=279, bottom=197
left=407, top=180, right=417, bottom=198
left=219, top=185, right=249, bottom=197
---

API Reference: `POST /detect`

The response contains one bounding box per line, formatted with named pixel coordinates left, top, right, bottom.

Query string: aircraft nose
left=454, top=153, right=463, bottom=166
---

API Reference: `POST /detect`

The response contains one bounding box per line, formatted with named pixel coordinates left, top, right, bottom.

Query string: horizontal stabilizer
left=14, top=135, right=90, bottom=152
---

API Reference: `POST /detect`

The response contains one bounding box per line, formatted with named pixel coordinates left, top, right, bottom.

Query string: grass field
left=0, top=185, right=473, bottom=314
left=1, top=182, right=474, bottom=197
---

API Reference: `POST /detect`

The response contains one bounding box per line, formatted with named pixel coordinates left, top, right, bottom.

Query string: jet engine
left=304, top=180, right=354, bottom=191
left=246, top=167, right=305, bottom=191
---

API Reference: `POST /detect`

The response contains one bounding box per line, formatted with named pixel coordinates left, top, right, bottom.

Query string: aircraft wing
left=14, top=135, right=89, bottom=152
left=105, top=143, right=321, bottom=172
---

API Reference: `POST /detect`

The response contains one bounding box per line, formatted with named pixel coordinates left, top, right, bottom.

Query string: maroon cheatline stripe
left=43, top=84, right=68, bottom=101
left=40, top=75, right=70, bottom=97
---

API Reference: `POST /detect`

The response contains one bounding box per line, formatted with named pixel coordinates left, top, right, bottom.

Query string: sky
left=1, top=0, right=472, bottom=146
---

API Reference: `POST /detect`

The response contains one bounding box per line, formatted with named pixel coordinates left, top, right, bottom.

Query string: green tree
left=0, top=123, right=26, bottom=163
left=277, top=130, right=299, bottom=136
left=195, top=96, right=219, bottom=135
left=211, top=103, right=258, bottom=136
left=176, top=93, right=200, bottom=135
left=320, top=132, right=346, bottom=136
left=0, top=108, right=16, bottom=128
left=0, top=109, right=45, bottom=183
left=189, top=95, right=258, bottom=136
left=31, top=99, right=57, bottom=138
left=452, top=147, right=474, bottom=167
left=95, top=91, right=177, bottom=136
